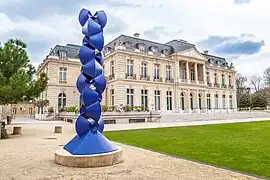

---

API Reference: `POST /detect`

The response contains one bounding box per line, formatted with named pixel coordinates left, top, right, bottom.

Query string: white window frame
left=141, top=62, right=147, bottom=78
left=126, top=60, right=134, bottom=76
left=166, top=65, right=171, bottom=80
left=59, top=67, right=67, bottom=83
left=154, top=90, right=161, bottom=110
left=154, top=64, right=160, bottom=79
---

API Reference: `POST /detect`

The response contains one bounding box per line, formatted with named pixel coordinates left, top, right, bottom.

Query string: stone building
left=36, top=34, right=237, bottom=113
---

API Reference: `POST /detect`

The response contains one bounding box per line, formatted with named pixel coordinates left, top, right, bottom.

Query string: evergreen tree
left=0, top=39, right=48, bottom=104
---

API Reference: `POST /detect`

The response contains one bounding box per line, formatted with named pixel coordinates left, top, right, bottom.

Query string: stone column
left=194, top=63, right=198, bottom=83
left=186, top=89, right=191, bottom=113
left=233, top=90, right=237, bottom=112
left=226, top=93, right=230, bottom=113
left=204, top=92, right=208, bottom=113
left=203, top=64, right=207, bottom=85
left=211, top=92, right=215, bottom=113
left=195, top=91, right=200, bottom=113
left=186, top=62, right=190, bottom=83
left=201, top=91, right=206, bottom=113
left=219, top=93, right=223, bottom=113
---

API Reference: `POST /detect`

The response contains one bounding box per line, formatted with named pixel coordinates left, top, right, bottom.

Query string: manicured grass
left=104, top=121, right=270, bottom=178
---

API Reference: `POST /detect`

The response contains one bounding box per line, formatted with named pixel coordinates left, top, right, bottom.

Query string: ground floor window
left=126, top=89, right=134, bottom=107
left=141, top=89, right=148, bottom=110
left=180, top=92, right=185, bottom=110
left=222, top=95, right=226, bottom=109
left=207, top=94, right=211, bottom=110
left=198, top=94, right=202, bottom=110
left=166, top=91, right=172, bottom=111
left=154, top=90, right=161, bottom=110
left=58, top=93, right=66, bottom=108
left=190, top=93, right=194, bottom=110
left=229, top=95, right=233, bottom=109
left=215, top=94, right=219, bottom=109
left=111, top=89, right=115, bottom=106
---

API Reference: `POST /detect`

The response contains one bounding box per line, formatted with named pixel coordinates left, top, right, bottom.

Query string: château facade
left=36, top=34, right=237, bottom=113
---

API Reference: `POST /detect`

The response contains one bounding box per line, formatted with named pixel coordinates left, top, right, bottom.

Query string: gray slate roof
left=49, top=34, right=228, bottom=67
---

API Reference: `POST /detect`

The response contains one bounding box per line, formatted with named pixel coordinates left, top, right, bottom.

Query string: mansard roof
left=48, top=34, right=229, bottom=67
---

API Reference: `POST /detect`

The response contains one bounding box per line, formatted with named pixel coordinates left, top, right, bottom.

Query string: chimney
left=134, top=33, right=140, bottom=38
left=204, top=50, right=209, bottom=54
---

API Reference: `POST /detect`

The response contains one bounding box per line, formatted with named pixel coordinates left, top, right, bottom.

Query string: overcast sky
left=0, top=0, right=269, bottom=77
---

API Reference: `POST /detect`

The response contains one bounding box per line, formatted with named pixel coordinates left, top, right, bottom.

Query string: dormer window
left=59, top=51, right=67, bottom=58
left=139, top=44, right=145, bottom=51
left=150, top=46, right=157, bottom=53
left=106, top=47, right=112, bottom=52
left=123, top=41, right=131, bottom=48
left=136, top=43, right=145, bottom=51
left=161, top=49, right=168, bottom=55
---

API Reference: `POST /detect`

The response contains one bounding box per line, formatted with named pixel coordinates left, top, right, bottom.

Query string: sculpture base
left=54, top=146, right=123, bottom=168
left=63, top=130, right=118, bottom=155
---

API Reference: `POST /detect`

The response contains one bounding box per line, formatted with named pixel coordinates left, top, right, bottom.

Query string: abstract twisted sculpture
left=63, top=8, right=118, bottom=155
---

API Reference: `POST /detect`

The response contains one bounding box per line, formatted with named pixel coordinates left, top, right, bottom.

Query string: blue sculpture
left=64, top=8, right=118, bottom=155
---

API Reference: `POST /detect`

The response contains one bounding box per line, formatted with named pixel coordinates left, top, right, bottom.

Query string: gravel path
left=0, top=123, right=261, bottom=180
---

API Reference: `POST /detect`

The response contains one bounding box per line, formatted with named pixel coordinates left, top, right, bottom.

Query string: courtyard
left=0, top=119, right=268, bottom=179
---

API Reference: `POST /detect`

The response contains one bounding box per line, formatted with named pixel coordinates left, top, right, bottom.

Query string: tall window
left=228, top=75, right=232, bottom=85
left=141, top=62, right=147, bottom=78
left=154, top=90, right=161, bottom=110
left=166, top=91, right=172, bottom=111
left=222, top=95, right=226, bottom=109
left=141, top=89, right=148, bottom=110
left=221, top=74, right=225, bottom=87
left=59, top=67, right=67, bottom=83
left=215, top=94, right=219, bottom=109
left=127, top=60, right=134, bottom=76
left=229, top=95, right=233, bottom=109
left=214, top=73, right=217, bottom=84
left=198, top=94, right=202, bottom=110
left=207, top=94, right=211, bottom=110
left=166, top=65, right=171, bottom=80
left=190, top=93, right=194, bottom=110
left=111, top=89, right=114, bottom=106
left=180, top=92, right=185, bottom=110
left=154, top=64, right=160, bottom=79
left=110, top=61, right=114, bottom=75
left=126, top=89, right=134, bottom=107
left=206, top=72, right=210, bottom=83
left=190, top=68, right=195, bottom=81
left=58, top=93, right=66, bottom=108
left=182, top=67, right=187, bottom=79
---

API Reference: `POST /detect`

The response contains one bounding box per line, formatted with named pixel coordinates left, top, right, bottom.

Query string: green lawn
left=104, top=121, right=270, bottom=178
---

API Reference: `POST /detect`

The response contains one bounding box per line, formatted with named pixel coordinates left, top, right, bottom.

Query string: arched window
left=180, top=92, right=185, bottom=110
left=198, top=94, right=202, bottom=110
left=190, top=93, right=193, bottom=110
left=207, top=94, right=211, bottom=110
left=58, top=93, right=66, bottom=108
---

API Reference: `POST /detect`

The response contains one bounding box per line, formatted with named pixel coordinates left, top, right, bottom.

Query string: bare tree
left=236, top=73, right=249, bottom=107
left=236, top=73, right=247, bottom=90
left=250, top=75, right=263, bottom=92
left=263, top=67, right=270, bottom=86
